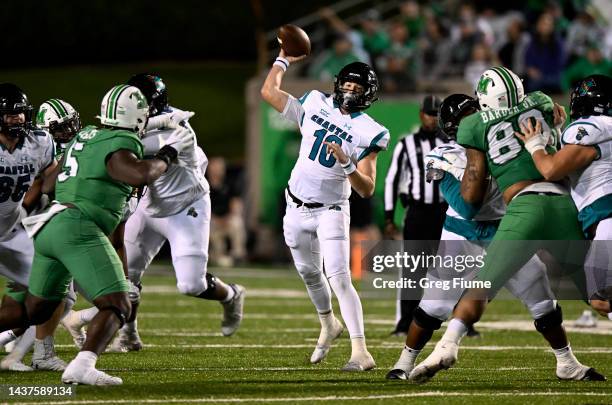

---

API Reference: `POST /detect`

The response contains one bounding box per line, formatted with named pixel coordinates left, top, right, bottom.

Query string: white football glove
left=164, top=127, right=195, bottom=154
left=425, top=148, right=467, bottom=181
left=146, top=111, right=195, bottom=130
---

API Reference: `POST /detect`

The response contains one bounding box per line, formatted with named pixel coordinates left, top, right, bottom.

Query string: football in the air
left=277, top=24, right=311, bottom=57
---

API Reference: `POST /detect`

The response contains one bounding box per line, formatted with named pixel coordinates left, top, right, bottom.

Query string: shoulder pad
left=562, top=119, right=608, bottom=146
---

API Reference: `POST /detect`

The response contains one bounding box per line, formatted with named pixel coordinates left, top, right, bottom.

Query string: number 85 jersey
left=281, top=90, right=389, bottom=204
left=457, top=91, right=558, bottom=193
left=0, top=130, right=54, bottom=237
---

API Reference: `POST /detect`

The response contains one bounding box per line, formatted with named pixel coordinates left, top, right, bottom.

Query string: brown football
left=277, top=24, right=311, bottom=57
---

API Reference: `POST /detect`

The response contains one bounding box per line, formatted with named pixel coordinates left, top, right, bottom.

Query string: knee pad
left=526, top=299, right=556, bottom=320
left=196, top=273, right=217, bottom=299
left=534, top=304, right=563, bottom=333
left=413, top=306, right=444, bottom=331
left=99, top=305, right=129, bottom=328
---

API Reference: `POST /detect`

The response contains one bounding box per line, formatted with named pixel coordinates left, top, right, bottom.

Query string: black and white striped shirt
left=384, top=129, right=446, bottom=220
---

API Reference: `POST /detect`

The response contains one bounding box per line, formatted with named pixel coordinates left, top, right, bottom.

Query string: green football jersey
left=55, top=125, right=143, bottom=235
left=457, top=91, right=558, bottom=192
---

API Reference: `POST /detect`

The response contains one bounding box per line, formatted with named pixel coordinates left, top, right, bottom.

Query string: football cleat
left=409, top=340, right=458, bottom=383
left=62, top=361, right=122, bottom=386
left=341, top=351, right=376, bottom=372
left=32, top=337, right=67, bottom=371
left=1, top=353, right=33, bottom=372
left=108, top=327, right=143, bottom=352
left=574, top=310, right=597, bottom=328
left=60, top=311, right=87, bottom=349
left=386, top=368, right=409, bottom=380
left=557, top=364, right=607, bottom=381
left=310, top=317, right=344, bottom=364
left=221, top=284, right=246, bottom=337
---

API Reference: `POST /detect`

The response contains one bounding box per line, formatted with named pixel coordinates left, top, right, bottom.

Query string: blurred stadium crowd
left=302, top=0, right=611, bottom=94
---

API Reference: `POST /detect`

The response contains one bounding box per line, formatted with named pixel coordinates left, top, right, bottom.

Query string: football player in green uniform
left=409, top=67, right=605, bottom=383
left=0, top=84, right=193, bottom=385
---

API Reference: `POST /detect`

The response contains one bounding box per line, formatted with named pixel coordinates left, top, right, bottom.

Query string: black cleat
left=386, top=369, right=408, bottom=380
left=466, top=325, right=481, bottom=338
left=582, top=368, right=607, bottom=381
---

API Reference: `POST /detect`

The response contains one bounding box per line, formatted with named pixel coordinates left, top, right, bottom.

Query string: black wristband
left=154, top=145, right=178, bottom=168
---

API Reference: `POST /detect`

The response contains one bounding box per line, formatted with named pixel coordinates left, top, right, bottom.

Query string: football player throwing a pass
left=261, top=50, right=390, bottom=371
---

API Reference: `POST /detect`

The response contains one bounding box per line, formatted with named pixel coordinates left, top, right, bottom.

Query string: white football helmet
left=36, top=98, right=81, bottom=143
left=476, top=67, right=525, bottom=110
left=98, top=85, right=148, bottom=134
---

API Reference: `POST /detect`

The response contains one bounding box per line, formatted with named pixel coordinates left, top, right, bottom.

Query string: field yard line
left=23, top=391, right=612, bottom=404
left=147, top=265, right=297, bottom=279
left=141, top=286, right=308, bottom=298
left=53, top=343, right=612, bottom=353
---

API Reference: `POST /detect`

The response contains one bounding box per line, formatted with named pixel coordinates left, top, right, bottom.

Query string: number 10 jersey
left=281, top=90, right=389, bottom=204
left=457, top=91, right=557, bottom=193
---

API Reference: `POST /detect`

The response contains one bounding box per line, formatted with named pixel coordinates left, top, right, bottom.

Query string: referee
left=384, top=95, right=447, bottom=334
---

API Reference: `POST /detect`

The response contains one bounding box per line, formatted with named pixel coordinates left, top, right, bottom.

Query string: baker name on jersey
left=0, top=163, right=36, bottom=175
left=480, top=96, right=537, bottom=123
left=310, top=114, right=354, bottom=143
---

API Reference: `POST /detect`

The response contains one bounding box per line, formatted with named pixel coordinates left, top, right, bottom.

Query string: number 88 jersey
left=457, top=91, right=558, bottom=193
left=55, top=125, right=143, bottom=235
left=282, top=90, right=389, bottom=204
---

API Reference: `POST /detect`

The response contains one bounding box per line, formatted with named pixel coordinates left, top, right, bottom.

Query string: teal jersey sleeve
left=439, top=174, right=481, bottom=220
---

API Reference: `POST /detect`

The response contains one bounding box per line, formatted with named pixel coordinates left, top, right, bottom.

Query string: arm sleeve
left=384, top=139, right=405, bottom=220
left=281, top=95, right=306, bottom=125
left=439, top=174, right=481, bottom=220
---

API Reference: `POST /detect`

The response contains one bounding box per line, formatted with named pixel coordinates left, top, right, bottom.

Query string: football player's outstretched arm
left=106, top=150, right=169, bottom=187
left=260, top=49, right=306, bottom=112
left=325, top=141, right=377, bottom=198
left=108, top=221, right=129, bottom=277
left=460, top=148, right=487, bottom=204
left=514, top=119, right=597, bottom=181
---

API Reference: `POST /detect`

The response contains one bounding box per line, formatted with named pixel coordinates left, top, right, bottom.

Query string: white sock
left=222, top=285, right=236, bottom=303
left=441, top=318, right=468, bottom=344
left=553, top=345, right=582, bottom=368
left=328, top=274, right=364, bottom=338
left=11, top=326, right=35, bottom=359
left=299, top=270, right=332, bottom=313
left=350, top=336, right=367, bottom=356
left=318, top=310, right=336, bottom=330
left=0, top=330, right=17, bottom=346
left=74, top=350, right=98, bottom=368
left=393, top=345, right=421, bottom=370
left=78, top=307, right=99, bottom=324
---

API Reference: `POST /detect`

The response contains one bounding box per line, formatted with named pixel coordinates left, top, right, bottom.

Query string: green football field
left=2, top=265, right=610, bottom=404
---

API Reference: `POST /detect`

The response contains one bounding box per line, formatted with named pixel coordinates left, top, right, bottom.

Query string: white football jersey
left=0, top=130, right=54, bottom=237
left=562, top=115, right=612, bottom=211
left=282, top=90, right=389, bottom=204
left=139, top=107, right=209, bottom=217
